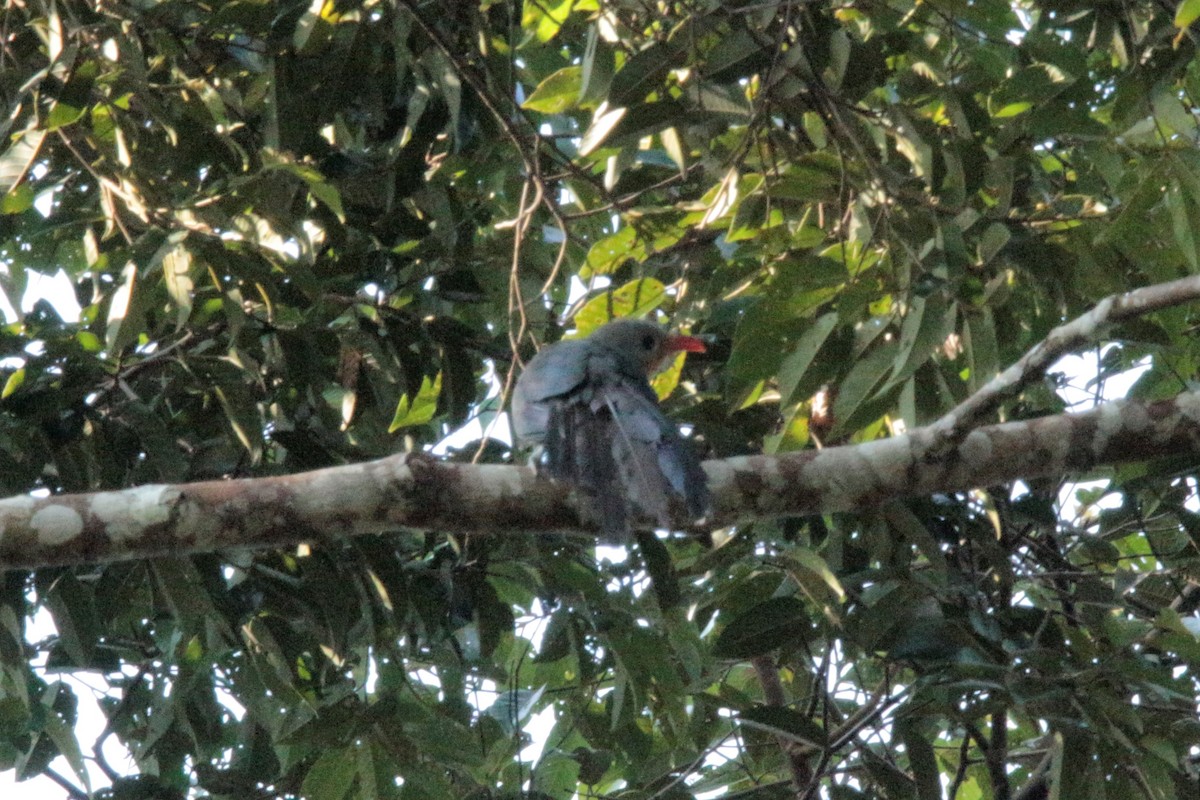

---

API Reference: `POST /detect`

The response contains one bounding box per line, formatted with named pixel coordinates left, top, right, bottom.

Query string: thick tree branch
left=2, top=392, right=1200, bottom=570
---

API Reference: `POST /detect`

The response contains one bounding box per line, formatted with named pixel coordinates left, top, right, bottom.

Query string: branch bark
left=2, top=391, right=1200, bottom=570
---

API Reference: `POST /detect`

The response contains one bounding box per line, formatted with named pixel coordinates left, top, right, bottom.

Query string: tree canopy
left=5, top=1, right=1200, bottom=798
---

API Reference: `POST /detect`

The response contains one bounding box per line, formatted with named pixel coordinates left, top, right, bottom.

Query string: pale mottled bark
left=2, top=392, right=1199, bottom=569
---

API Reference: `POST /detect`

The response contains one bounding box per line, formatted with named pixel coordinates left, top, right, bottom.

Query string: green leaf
left=967, top=309, right=1000, bottom=391
left=976, top=222, right=1011, bottom=265
left=522, top=66, right=584, bottom=113
left=1152, top=87, right=1197, bottom=137
left=650, top=348, right=688, bottom=400
left=1169, top=178, right=1200, bottom=271
left=1, top=185, right=34, bottom=214
left=779, top=312, right=839, bottom=406
left=712, top=596, right=810, bottom=659
left=267, top=159, right=346, bottom=221
left=151, top=560, right=220, bottom=632
left=700, top=27, right=764, bottom=81
left=1052, top=731, right=1099, bottom=800
left=830, top=338, right=900, bottom=435
left=993, top=100, right=1032, bottom=118
left=214, top=384, right=265, bottom=460
left=887, top=294, right=950, bottom=392
left=786, top=548, right=845, bottom=605
left=739, top=705, right=827, bottom=747
left=408, top=714, right=484, bottom=767
left=581, top=223, right=686, bottom=279
left=355, top=740, right=379, bottom=800
left=301, top=746, right=357, bottom=800
left=769, top=153, right=846, bottom=203
left=389, top=372, right=442, bottom=431
left=897, top=719, right=940, bottom=800
left=532, top=750, right=581, bottom=797
left=39, top=688, right=89, bottom=793
left=45, top=102, right=86, bottom=131
left=523, top=0, right=573, bottom=41
left=76, top=330, right=102, bottom=352
left=885, top=504, right=948, bottom=573
left=307, top=179, right=346, bottom=221
left=608, top=40, right=682, bottom=107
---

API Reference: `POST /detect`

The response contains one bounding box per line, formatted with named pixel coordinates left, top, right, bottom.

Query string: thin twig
left=42, top=767, right=89, bottom=800
left=948, top=734, right=973, bottom=799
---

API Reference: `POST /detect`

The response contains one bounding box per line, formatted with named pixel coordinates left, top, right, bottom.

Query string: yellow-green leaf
left=1, top=368, right=24, bottom=399
left=573, top=278, right=667, bottom=335
left=1, top=185, right=34, bottom=214
left=650, top=350, right=686, bottom=400
left=1176, top=0, right=1200, bottom=29
left=523, top=0, right=573, bottom=41
left=389, top=372, right=442, bottom=431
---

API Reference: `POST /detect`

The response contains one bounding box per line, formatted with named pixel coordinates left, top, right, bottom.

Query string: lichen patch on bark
left=90, top=485, right=176, bottom=542
left=30, top=505, right=85, bottom=546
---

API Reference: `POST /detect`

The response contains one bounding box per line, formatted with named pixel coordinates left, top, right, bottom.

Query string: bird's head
left=590, top=318, right=706, bottom=376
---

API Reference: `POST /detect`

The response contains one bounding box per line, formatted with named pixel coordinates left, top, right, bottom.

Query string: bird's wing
left=511, top=340, right=590, bottom=444
left=593, top=379, right=711, bottom=527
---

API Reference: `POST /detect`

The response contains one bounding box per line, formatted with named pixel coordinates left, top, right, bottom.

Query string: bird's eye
left=641, top=334, right=656, bottom=350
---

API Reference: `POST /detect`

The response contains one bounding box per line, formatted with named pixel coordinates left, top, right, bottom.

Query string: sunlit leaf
left=1, top=368, right=24, bottom=400
left=0, top=128, right=46, bottom=197
left=579, top=101, right=626, bottom=156
left=389, top=372, right=442, bottom=431
left=161, top=244, right=194, bottom=330
left=573, top=277, right=668, bottom=334
left=1176, top=0, right=1200, bottom=29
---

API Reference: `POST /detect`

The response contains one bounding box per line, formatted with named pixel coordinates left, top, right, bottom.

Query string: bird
left=511, top=318, right=711, bottom=538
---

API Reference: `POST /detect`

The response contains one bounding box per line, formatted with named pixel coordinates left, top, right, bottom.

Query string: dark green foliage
left=3, top=1, right=1200, bottom=797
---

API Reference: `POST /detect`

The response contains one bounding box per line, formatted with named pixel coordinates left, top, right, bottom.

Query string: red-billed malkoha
left=512, top=318, right=710, bottom=537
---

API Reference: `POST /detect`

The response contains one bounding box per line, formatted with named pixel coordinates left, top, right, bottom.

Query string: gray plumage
left=512, top=319, right=710, bottom=538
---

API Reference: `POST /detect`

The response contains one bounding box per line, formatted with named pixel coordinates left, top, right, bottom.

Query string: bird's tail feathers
left=597, top=386, right=707, bottom=528
left=543, top=387, right=709, bottom=538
